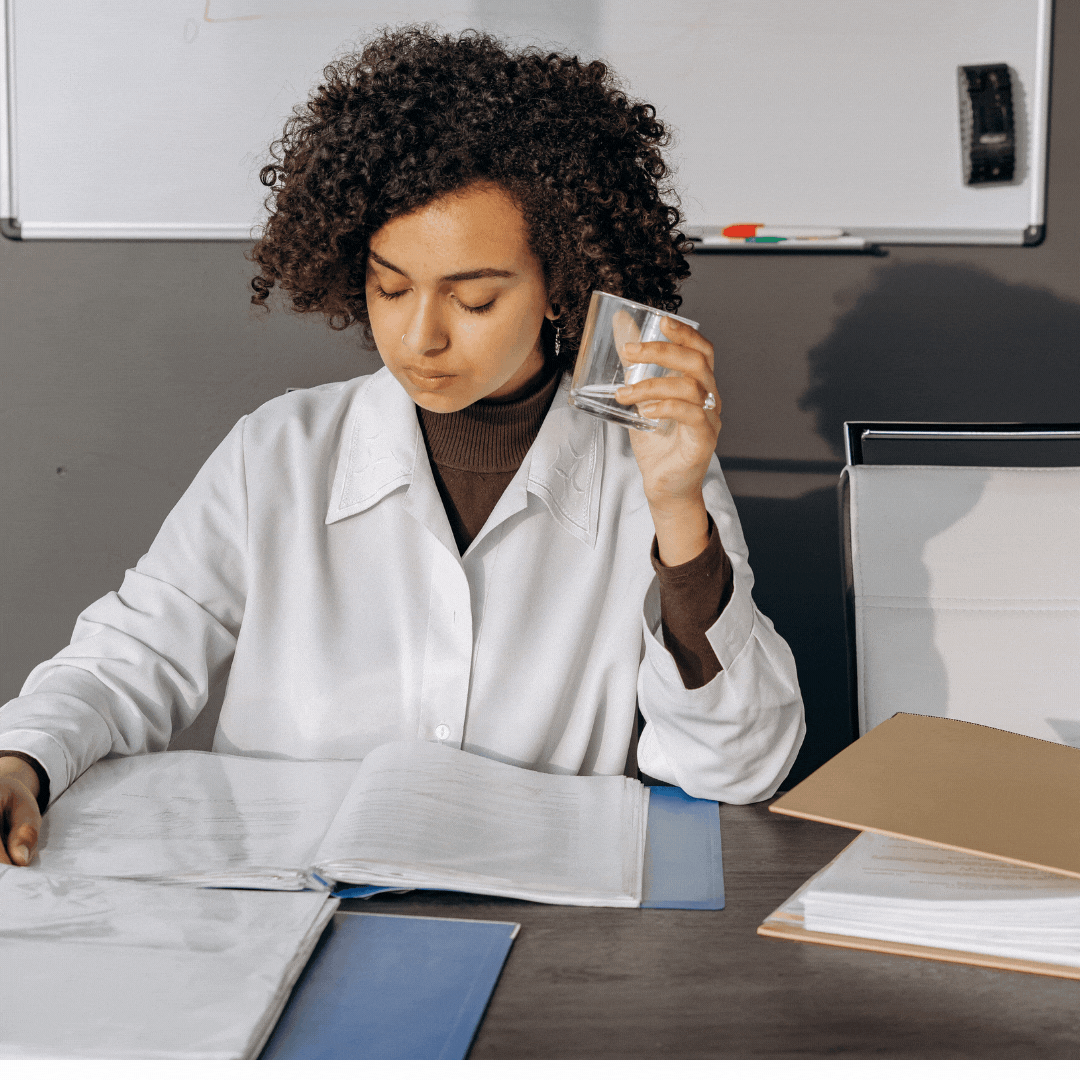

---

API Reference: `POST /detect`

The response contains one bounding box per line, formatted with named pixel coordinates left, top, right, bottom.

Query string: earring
left=554, top=326, right=561, bottom=356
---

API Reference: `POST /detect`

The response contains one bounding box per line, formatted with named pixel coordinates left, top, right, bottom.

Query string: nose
left=401, top=298, right=449, bottom=355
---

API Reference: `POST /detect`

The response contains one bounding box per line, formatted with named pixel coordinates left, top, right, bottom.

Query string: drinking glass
left=569, top=291, right=700, bottom=431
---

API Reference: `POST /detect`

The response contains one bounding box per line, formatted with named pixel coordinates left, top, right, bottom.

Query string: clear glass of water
left=569, top=291, right=700, bottom=431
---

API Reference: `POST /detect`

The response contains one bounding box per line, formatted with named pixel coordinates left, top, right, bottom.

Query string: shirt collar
left=523, top=373, right=603, bottom=547
left=325, top=368, right=603, bottom=547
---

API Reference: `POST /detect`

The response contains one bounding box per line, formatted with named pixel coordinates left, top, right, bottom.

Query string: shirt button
left=435, top=724, right=450, bottom=741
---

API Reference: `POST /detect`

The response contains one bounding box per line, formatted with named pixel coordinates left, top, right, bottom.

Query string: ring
left=702, top=392, right=716, bottom=411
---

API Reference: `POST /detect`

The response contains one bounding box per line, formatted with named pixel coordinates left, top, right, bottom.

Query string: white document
left=38, top=751, right=359, bottom=889
left=803, top=832, right=1080, bottom=966
left=36, top=741, right=649, bottom=906
left=0, top=867, right=337, bottom=1059
left=317, top=740, right=649, bottom=906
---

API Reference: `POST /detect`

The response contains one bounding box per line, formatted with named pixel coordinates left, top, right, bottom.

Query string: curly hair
left=249, top=26, right=691, bottom=365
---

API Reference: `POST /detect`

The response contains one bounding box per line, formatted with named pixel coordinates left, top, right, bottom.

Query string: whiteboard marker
left=694, top=235, right=868, bottom=249
left=721, top=224, right=846, bottom=240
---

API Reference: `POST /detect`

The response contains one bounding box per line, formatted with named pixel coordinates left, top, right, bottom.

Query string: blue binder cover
left=260, top=911, right=518, bottom=1060
left=640, top=786, right=725, bottom=910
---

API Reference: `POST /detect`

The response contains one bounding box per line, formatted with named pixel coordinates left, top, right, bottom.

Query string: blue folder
left=640, top=785, right=725, bottom=910
left=260, top=911, right=517, bottom=1060
left=333, top=786, right=724, bottom=910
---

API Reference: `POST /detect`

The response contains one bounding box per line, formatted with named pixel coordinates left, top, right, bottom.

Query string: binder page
left=803, top=832, right=1080, bottom=966
left=315, top=741, right=648, bottom=906
left=0, top=867, right=338, bottom=1058
left=37, top=751, right=359, bottom=888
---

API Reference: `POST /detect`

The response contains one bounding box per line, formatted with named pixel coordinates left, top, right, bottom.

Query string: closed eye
left=454, top=295, right=496, bottom=314
left=374, top=284, right=408, bottom=301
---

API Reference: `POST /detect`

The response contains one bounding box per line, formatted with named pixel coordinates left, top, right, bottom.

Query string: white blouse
left=0, top=369, right=805, bottom=806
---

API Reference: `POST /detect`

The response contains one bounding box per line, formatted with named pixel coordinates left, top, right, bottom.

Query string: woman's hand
left=614, top=316, right=722, bottom=567
left=0, top=755, right=42, bottom=866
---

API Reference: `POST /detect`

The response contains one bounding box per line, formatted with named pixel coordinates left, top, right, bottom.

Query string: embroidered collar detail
left=325, top=367, right=603, bottom=546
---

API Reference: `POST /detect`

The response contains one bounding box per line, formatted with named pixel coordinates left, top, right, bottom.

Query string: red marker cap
left=721, top=223, right=764, bottom=238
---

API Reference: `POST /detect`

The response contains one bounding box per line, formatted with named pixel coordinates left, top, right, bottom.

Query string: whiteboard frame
left=1, top=0, right=16, bottom=237
left=0, top=0, right=1055, bottom=245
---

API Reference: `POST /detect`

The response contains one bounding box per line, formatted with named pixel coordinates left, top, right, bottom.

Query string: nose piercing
left=402, top=334, right=407, bottom=345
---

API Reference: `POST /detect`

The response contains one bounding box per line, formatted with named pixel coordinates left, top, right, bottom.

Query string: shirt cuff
left=650, top=515, right=734, bottom=690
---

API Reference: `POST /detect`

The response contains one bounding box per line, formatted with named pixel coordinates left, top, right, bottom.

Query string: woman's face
left=365, top=182, right=555, bottom=412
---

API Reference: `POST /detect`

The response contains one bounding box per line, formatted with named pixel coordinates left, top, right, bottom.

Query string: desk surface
left=350, top=800, right=1080, bottom=1059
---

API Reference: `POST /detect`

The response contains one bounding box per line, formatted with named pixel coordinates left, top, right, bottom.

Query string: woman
left=0, top=28, right=803, bottom=866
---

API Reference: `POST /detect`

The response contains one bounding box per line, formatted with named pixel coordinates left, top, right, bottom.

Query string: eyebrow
left=368, top=251, right=515, bottom=282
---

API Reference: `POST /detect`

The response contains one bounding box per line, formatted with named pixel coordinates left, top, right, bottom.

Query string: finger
left=622, top=385, right=722, bottom=437
left=611, top=310, right=640, bottom=363
left=617, top=376, right=722, bottom=414
left=9, top=824, right=38, bottom=866
left=621, top=339, right=715, bottom=385
left=637, top=397, right=723, bottom=435
left=660, top=315, right=715, bottom=362
left=3, top=802, right=41, bottom=867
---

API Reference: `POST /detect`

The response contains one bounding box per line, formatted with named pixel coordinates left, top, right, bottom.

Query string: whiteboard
left=1, top=0, right=1053, bottom=243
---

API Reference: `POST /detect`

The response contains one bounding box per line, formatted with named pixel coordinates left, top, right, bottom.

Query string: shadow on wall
left=747, top=262, right=1080, bottom=788
left=801, top=262, right=1080, bottom=455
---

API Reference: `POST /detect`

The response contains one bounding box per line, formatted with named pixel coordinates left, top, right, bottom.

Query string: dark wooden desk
left=348, top=801, right=1080, bottom=1059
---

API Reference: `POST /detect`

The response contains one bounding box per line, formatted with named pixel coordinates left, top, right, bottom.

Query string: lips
left=404, top=366, right=456, bottom=388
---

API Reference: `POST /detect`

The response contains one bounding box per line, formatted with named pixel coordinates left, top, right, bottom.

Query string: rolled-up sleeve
left=0, top=417, right=249, bottom=806
left=635, top=462, right=805, bottom=803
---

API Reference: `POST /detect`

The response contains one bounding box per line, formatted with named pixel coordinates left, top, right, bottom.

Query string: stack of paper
left=0, top=867, right=337, bottom=1059
left=801, top=832, right=1080, bottom=968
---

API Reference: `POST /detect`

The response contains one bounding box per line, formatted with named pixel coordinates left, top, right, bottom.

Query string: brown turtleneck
left=417, top=362, right=561, bottom=553
left=417, top=361, right=733, bottom=690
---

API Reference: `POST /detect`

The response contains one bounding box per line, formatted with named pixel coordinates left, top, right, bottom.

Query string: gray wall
left=3, top=3, right=1077, bottom=782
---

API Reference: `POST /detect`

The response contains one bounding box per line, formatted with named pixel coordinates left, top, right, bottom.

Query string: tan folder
left=770, top=711, right=1080, bottom=879
left=758, top=713, right=1080, bottom=979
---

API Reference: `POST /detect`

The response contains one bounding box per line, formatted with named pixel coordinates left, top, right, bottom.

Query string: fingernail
left=615, top=385, right=630, bottom=400
left=624, top=341, right=641, bottom=354
left=13, top=845, right=29, bottom=865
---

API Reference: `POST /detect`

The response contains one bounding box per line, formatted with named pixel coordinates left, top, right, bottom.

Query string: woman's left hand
left=613, top=316, right=721, bottom=566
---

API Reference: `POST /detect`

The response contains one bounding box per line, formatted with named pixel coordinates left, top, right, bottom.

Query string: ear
left=546, top=299, right=560, bottom=322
